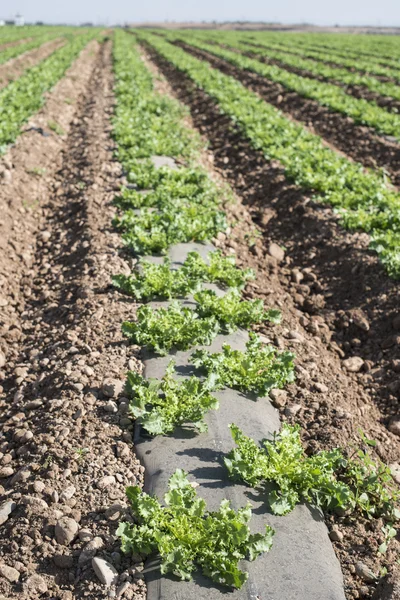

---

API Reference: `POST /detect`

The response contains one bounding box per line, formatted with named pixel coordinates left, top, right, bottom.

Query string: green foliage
left=115, top=203, right=227, bottom=255
left=191, top=332, right=294, bottom=396
left=0, top=31, right=99, bottom=154
left=225, top=424, right=400, bottom=518
left=126, top=360, right=218, bottom=434
left=194, top=289, right=281, bottom=332
left=117, top=469, right=274, bottom=588
left=139, top=31, right=400, bottom=277
left=113, top=250, right=254, bottom=300
left=122, top=301, right=220, bottom=355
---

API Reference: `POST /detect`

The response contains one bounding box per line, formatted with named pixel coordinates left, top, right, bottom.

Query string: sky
left=3, top=0, right=400, bottom=27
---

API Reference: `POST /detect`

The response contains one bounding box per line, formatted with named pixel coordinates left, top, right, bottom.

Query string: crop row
left=0, top=27, right=73, bottom=67
left=109, top=30, right=399, bottom=590
left=168, top=33, right=400, bottom=142
left=137, top=31, right=400, bottom=278
left=200, top=32, right=400, bottom=105
left=241, top=31, right=400, bottom=74
left=0, top=29, right=101, bottom=154
left=0, top=25, right=54, bottom=44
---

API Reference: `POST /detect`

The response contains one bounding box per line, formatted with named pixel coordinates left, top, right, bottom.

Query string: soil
left=175, top=41, right=400, bottom=187
left=0, top=38, right=66, bottom=90
left=0, top=40, right=145, bottom=599
left=139, top=40, right=400, bottom=600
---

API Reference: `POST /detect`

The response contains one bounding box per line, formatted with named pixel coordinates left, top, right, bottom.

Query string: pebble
left=268, top=242, right=285, bottom=262
left=342, top=356, right=364, bottom=373
left=355, top=561, right=376, bottom=583
left=0, top=467, right=14, bottom=479
left=25, top=399, right=43, bottom=410
left=329, top=528, right=344, bottom=542
left=0, top=564, right=20, bottom=582
left=40, top=231, right=51, bottom=242
left=0, top=500, right=17, bottom=526
left=60, top=486, right=76, bottom=502
left=0, top=352, right=5, bottom=369
left=284, top=404, right=302, bottom=417
left=288, top=330, right=304, bottom=343
left=78, top=528, right=93, bottom=542
left=55, top=517, right=79, bottom=546
left=23, top=574, right=47, bottom=594
left=389, top=463, right=400, bottom=485
left=102, top=378, right=124, bottom=399
left=21, top=495, right=48, bottom=511
left=104, top=400, right=118, bottom=413
left=269, top=389, right=288, bottom=408
left=105, top=504, right=124, bottom=521
left=314, top=382, right=328, bottom=393
left=78, top=536, right=104, bottom=565
left=97, top=475, right=116, bottom=490
left=92, top=557, right=118, bottom=587
left=291, top=269, right=304, bottom=284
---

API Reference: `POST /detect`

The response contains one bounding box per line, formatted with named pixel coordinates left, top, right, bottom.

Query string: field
left=0, top=25, right=399, bottom=600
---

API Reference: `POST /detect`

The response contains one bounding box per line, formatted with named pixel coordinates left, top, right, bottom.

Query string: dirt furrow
left=0, top=38, right=66, bottom=90
left=0, top=38, right=146, bottom=599
left=176, top=41, right=400, bottom=188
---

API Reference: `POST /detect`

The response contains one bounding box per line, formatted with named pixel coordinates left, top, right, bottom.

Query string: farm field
left=0, top=24, right=399, bottom=600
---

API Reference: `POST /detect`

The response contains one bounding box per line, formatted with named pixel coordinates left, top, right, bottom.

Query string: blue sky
left=6, top=0, right=400, bottom=27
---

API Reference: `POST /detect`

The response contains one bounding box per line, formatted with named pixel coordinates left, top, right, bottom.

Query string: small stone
left=342, top=356, right=364, bottom=373
left=105, top=504, right=124, bottom=521
left=55, top=516, right=79, bottom=546
left=78, top=536, right=103, bottom=565
left=269, top=389, right=288, bottom=408
left=0, top=352, right=5, bottom=369
left=268, top=242, right=285, bottom=262
left=390, top=463, right=400, bottom=485
left=104, top=400, right=118, bottom=414
left=329, top=528, right=344, bottom=542
left=288, top=330, right=304, bottom=343
left=0, top=564, right=20, bottom=582
left=21, top=495, right=48, bottom=511
left=97, top=475, right=116, bottom=490
left=33, top=480, right=46, bottom=494
left=25, top=399, right=43, bottom=410
left=60, top=486, right=76, bottom=502
left=291, top=269, right=304, bottom=284
left=355, top=561, right=376, bottom=583
left=389, top=419, right=400, bottom=437
left=40, top=231, right=51, bottom=242
left=23, top=574, right=47, bottom=594
left=0, top=467, right=14, bottom=478
left=102, top=379, right=124, bottom=399
left=92, top=557, right=118, bottom=587
left=53, top=554, right=74, bottom=569
left=314, top=382, right=328, bottom=393
left=284, top=404, right=302, bottom=417
left=0, top=501, right=17, bottom=526
left=78, top=528, right=93, bottom=543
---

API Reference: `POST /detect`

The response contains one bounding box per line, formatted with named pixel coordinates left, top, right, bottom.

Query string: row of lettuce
left=111, top=30, right=400, bottom=590
left=0, top=27, right=74, bottom=66
left=237, top=31, right=400, bottom=78
left=134, top=30, right=400, bottom=279
left=163, top=31, right=400, bottom=140
left=0, top=28, right=103, bottom=155
left=193, top=31, right=400, bottom=105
